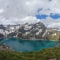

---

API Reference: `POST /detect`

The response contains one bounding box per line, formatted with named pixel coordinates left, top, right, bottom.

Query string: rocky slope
left=18, top=22, right=46, bottom=39
left=0, top=22, right=60, bottom=40
left=46, top=29, right=60, bottom=40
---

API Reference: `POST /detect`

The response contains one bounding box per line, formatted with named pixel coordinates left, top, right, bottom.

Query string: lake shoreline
left=0, top=37, right=59, bottom=52
left=17, top=37, right=59, bottom=42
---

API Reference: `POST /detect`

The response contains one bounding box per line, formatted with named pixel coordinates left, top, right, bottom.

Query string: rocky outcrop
left=18, top=22, right=47, bottom=39
left=0, top=44, right=12, bottom=51
left=7, top=32, right=17, bottom=38
left=46, top=30, right=60, bottom=40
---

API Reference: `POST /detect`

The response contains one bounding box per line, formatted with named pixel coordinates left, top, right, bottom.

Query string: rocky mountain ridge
left=18, top=22, right=46, bottom=39
left=0, top=22, right=60, bottom=40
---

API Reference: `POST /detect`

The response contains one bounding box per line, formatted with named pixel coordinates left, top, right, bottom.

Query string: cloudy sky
left=0, top=0, right=60, bottom=27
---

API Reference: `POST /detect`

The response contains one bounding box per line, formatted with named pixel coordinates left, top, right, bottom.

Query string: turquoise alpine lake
left=0, top=38, right=59, bottom=52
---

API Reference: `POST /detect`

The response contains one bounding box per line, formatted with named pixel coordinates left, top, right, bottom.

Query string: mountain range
left=0, top=22, right=60, bottom=40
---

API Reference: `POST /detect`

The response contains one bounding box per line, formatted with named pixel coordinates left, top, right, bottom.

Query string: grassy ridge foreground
left=0, top=47, right=60, bottom=60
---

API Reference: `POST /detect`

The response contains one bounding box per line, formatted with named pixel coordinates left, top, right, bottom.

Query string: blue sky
left=36, top=13, right=60, bottom=19
left=0, top=0, right=60, bottom=27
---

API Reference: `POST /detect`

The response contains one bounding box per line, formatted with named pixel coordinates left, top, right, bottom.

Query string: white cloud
left=0, top=0, right=60, bottom=25
left=40, top=17, right=60, bottom=28
left=0, top=16, right=40, bottom=25
left=21, top=16, right=40, bottom=24
left=0, top=9, right=4, bottom=13
left=47, top=23, right=60, bottom=28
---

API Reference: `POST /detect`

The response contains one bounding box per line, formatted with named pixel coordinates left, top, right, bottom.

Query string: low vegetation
left=0, top=47, right=60, bottom=60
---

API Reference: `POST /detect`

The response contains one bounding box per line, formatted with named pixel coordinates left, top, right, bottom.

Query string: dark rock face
left=7, top=32, right=17, bottom=38
left=0, top=25, right=6, bottom=30
left=0, top=33, right=4, bottom=39
left=18, top=22, right=46, bottom=39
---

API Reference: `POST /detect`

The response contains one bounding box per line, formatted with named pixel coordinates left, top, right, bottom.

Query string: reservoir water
left=0, top=38, right=59, bottom=52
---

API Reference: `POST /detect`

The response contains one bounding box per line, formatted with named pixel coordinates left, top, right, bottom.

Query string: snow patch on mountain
left=24, top=24, right=32, bottom=30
